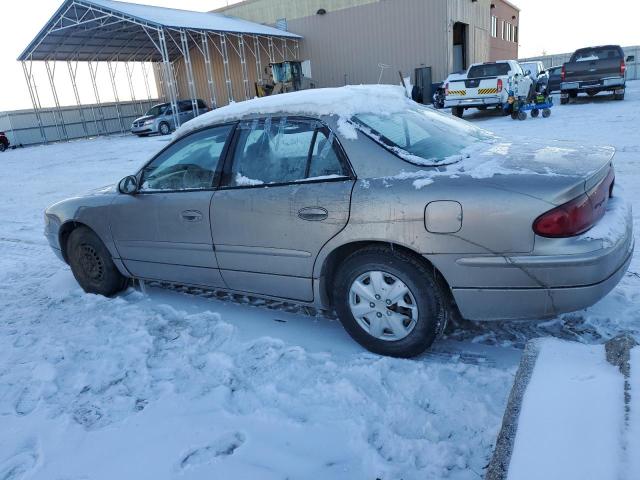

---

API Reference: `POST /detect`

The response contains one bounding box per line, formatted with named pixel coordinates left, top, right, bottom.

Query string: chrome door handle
left=180, top=210, right=203, bottom=222
left=298, top=207, right=328, bottom=221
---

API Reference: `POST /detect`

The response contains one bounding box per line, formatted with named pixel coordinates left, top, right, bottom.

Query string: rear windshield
left=468, top=63, right=511, bottom=78
left=571, top=47, right=622, bottom=62
left=352, top=108, right=493, bottom=166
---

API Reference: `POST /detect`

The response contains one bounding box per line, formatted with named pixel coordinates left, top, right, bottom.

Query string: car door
left=210, top=117, right=355, bottom=301
left=110, top=124, right=235, bottom=287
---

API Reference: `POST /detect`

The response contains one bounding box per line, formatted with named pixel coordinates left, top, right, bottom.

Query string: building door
left=453, top=22, right=468, bottom=72
left=414, top=67, right=432, bottom=104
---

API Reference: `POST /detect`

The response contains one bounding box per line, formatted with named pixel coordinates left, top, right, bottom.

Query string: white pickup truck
left=444, top=60, right=533, bottom=118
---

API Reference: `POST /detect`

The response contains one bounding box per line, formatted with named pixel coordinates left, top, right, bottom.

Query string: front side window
left=140, top=125, right=233, bottom=191
left=146, top=104, right=169, bottom=117
left=226, top=118, right=347, bottom=187
left=352, top=108, right=493, bottom=166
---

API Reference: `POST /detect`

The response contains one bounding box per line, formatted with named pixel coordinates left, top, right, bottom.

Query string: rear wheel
left=67, top=226, right=127, bottom=296
left=560, top=95, right=569, bottom=105
left=0, top=143, right=6, bottom=152
left=517, top=111, right=527, bottom=121
left=452, top=106, right=464, bottom=118
left=158, top=122, right=171, bottom=135
left=333, top=247, right=447, bottom=358
left=531, top=108, right=540, bottom=118
left=569, top=91, right=578, bottom=99
left=614, top=91, right=625, bottom=101
left=542, top=108, right=551, bottom=118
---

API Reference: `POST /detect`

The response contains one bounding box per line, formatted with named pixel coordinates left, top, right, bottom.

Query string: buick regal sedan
left=45, top=85, right=633, bottom=357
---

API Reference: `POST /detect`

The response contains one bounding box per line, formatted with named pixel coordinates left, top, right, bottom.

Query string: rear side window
left=468, top=63, right=511, bottom=77
left=226, top=118, right=347, bottom=186
left=571, top=47, right=623, bottom=62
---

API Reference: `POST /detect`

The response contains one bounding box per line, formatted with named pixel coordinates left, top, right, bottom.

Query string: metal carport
left=18, top=0, right=302, bottom=143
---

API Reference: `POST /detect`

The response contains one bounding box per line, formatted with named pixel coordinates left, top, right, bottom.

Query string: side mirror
left=626, top=55, right=635, bottom=63
left=118, top=175, right=138, bottom=195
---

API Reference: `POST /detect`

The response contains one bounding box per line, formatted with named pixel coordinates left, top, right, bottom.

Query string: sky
left=0, top=0, right=639, bottom=112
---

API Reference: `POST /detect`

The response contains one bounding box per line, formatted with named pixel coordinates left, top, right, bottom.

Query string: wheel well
left=58, top=221, right=90, bottom=263
left=319, top=241, right=451, bottom=308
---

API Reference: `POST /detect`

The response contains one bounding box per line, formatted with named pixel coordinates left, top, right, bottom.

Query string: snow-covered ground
left=1, top=82, right=640, bottom=479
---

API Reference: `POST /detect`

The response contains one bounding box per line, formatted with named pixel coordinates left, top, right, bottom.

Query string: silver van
left=131, top=100, right=210, bottom=136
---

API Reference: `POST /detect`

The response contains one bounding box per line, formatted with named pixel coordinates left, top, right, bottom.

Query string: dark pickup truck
left=560, top=45, right=634, bottom=103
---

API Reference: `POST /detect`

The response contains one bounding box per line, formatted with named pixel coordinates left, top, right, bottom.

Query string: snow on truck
left=444, top=60, right=533, bottom=118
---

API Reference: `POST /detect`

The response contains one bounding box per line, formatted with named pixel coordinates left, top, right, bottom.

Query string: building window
left=513, top=26, right=518, bottom=43
left=500, top=20, right=505, bottom=40
left=491, top=16, right=497, bottom=37
left=507, top=23, right=512, bottom=42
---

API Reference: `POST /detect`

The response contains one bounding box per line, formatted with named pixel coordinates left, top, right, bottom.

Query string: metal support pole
left=180, top=29, right=199, bottom=115
left=88, top=61, right=108, bottom=135
left=107, top=61, right=126, bottom=134
left=220, top=33, right=234, bottom=103
left=67, top=60, right=89, bottom=138
left=268, top=37, right=275, bottom=63
left=159, top=28, right=180, bottom=128
left=21, top=61, right=47, bottom=144
left=238, top=35, right=251, bottom=100
left=125, top=62, right=143, bottom=116
left=142, top=60, right=154, bottom=103
left=253, top=35, right=262, bottom=83
left=200, top=32, right=217, bottom=109
left=45, top=60, right=69, bottom=141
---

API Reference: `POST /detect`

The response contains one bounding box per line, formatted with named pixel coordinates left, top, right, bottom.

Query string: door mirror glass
left=627, top=55, right=635, bottom=63
left=118, top=175, right=138, bottom=195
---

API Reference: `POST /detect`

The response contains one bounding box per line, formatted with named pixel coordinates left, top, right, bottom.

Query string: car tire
left=0, top=143, right=6, bottom=152
left=158, top=122, right=171, bottom=135
left=452, top=107, right=464, bottom=118
left=67, top=226, right=127, bottom=297
left=614, top=92, right=625, bottom=101
left=569, top=91, right=578, bottom=99
left=333, top=246, right=447, bottom=358
left=560, top=96, right=569, bottom=105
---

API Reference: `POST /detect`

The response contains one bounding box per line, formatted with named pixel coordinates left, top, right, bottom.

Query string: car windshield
left=468, top=63, right=511, bottom=78
left=572, top=47, right=622, bottom=62
left=352, top=108, right=493, bottom=166
left=145, top=104, right=169, bottom=117
left=520, top=62, right=540, bottom=75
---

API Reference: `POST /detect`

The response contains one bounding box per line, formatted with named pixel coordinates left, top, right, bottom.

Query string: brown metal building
left=489, top=0, right=520, bottom=61
left=214, top=0, right=513, bottom=93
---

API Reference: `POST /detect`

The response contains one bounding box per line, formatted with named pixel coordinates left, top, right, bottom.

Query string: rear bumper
left=445, top=95, right=502, bottom=108
left=561, top=77, right=625, bottom=92
left=445, top=199, right=633, bottom=320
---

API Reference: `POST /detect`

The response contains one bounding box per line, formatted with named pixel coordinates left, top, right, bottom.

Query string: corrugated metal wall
left=519, top=45, right=640, bottom=81
left=0, top=100, right=157, bottom=147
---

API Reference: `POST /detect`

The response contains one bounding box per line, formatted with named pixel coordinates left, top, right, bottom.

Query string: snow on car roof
left=175, top=85, right=414, bottom=140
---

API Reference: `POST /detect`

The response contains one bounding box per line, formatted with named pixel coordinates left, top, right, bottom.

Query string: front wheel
left=158, top=122, right=171, bottom=136
left=531, top=108, right=540, bottom=118
left=333, top=247, right=447, bottom=358
left=67, top=227, right=127, bottom=296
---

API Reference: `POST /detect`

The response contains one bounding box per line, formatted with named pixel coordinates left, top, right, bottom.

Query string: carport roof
left=18, top=0, right=301, bottom=62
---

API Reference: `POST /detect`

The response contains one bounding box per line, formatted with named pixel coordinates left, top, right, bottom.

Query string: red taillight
left=445, top=82, right=449, bottom=95
left=621, top=60, right=626, bottom=75
left=561, top=65, right=566, bottom=82
left=533, top=169, right=615, bottom=238
left=497, top=78, right=503, bottom=93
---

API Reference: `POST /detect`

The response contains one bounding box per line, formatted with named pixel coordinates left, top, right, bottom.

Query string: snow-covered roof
left=175, top=85, right=413, bottom=139
left=19, top=0, right=300, bottom=62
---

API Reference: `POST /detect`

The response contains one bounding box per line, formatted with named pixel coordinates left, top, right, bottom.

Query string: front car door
left=211, top=117, right=355, bottom=301
left=110, top=124, right=234, bottom=287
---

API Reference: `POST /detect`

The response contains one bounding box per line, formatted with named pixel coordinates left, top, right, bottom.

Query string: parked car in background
left=0, top=132, right=10, bottom=152
left=520, top=60, right=549, bottom=92
left=560, top=45, right=633, bottom=103
left=547, top=66, right=563, bottom=93
left=44, top=86, right=633, bottom=358
left=444, top=60, right=533, bottom=118
left=131, top=99, right=211, bottom=136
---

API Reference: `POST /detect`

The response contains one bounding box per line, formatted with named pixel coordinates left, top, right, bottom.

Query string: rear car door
left=210, top=117, right=355, bottom=301
left=109, top=124, right=234, bottom=287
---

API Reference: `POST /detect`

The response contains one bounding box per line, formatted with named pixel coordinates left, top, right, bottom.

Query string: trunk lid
left=564, top=58, right=622, bottom=83
left=447, top=77, right=502, bottom=99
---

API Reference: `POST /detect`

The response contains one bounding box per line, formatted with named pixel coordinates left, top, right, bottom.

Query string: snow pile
left=507, top=339, right=624, bottom=480
left=175, top=85, right=414, bottom=140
